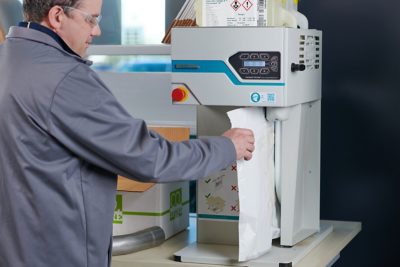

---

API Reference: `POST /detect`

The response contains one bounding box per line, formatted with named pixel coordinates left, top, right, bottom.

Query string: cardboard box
left=113, top=127, right=191, bottom=239
left=113, top=181, right=189, bottom=239
left=0, top=22, right=5, bottom=43
left=197, top=164, right=240, bottom=244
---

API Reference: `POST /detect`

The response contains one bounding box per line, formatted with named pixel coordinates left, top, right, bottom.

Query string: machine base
left=174, top=222, right=333, bottom=267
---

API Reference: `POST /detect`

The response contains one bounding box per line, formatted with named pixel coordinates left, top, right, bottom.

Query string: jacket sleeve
left=48, top=64, right=236, bottom=182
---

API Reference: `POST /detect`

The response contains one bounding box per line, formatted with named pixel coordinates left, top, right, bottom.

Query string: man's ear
left=47, top=6, right=65, bottom=31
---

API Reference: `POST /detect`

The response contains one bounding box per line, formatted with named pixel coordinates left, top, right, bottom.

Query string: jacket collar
left=6, top=23, right=92, bottom=65
left=18, top=22, right=80, bottom=57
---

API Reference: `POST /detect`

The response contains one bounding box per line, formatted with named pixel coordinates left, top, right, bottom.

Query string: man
left=0, top=0, right=255, bottom=266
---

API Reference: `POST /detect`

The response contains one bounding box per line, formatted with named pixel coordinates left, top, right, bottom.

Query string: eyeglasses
left=62, top=6, right=102, bottom=27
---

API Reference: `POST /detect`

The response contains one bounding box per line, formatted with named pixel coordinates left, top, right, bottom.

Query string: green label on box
left=170, top=188, right=183, bottom=221
left=114, top=194, right=123, bottom=224
left=113, top=188, right=189, bottom=225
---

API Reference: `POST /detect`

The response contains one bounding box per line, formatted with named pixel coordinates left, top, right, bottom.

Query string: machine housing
left=171, top=27, right=322, bottom=247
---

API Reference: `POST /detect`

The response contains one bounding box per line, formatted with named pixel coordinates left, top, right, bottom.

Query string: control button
left=271, top=66, right=279, bottom=72
left=172, top=87, right=188, bottom=102
left=260, top=68, right=270, bottom=75
left=270, top=61, right=278, bottom=68
left=250, top=68, right=259, bottom=74
left=239, top=53, right=249, bottom=60
left=240, top=68, right=249, bottom=74
left=260, top=53, right=270, bottom=59
left=271, top=56, right=279, bottom=62
left=250, top=53, right=259, bottom=59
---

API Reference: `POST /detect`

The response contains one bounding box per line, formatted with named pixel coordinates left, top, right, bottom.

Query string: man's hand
left=222, top=128, right=255, bottom=161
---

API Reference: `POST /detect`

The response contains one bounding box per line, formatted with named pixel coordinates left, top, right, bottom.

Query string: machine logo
left=250, top=92, right=276, bottom=104
left=267, top=93, right=276, bottom=103
left=250, top=92, right=261, bottom=103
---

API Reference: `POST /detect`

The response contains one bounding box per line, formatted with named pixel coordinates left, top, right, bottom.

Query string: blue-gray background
left=299, top=0, right=400, bottom=266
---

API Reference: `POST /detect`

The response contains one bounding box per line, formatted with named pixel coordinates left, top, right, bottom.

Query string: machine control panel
left=229, top=51, right=281, bottom=80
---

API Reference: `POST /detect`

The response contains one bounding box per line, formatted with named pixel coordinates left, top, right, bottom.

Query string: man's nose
left=92, top=24, right=101, bottom=37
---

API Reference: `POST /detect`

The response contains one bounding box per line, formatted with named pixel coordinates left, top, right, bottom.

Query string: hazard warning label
left=242, top=0, right=253, bottom=11
left=202, top=0, right=266, bottom=27
left=231, top=1, right=241, bottom=11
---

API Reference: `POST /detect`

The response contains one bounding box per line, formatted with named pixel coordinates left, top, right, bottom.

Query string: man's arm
left=48, top=65, right=242, bottom=183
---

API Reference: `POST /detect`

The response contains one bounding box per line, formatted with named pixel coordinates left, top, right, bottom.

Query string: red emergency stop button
left=172, top=87, right=188, bottom=102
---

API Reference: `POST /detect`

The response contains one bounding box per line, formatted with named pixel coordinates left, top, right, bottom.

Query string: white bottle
left=281, top=0, right=309, bottom=29
left=269, top=0, right=297, bottom=27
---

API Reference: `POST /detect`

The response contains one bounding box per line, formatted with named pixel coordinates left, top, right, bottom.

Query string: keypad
left=228, top=51, right=281, bottom=80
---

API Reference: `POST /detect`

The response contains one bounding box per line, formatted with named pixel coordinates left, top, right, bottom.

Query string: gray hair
left=23, top=0, right=83, bottom=22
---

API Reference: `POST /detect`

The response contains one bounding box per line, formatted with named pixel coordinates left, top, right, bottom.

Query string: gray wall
left=299, top=0, right=400, bottom=266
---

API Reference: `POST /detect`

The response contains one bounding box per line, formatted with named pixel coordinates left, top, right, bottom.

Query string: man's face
left=58, top=0, right=103, bottom=57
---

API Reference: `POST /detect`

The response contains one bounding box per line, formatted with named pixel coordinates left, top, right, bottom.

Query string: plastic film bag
left=227, top=107, right=278, bottom=262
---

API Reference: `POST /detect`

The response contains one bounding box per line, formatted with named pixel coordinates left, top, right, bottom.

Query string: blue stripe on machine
left=198, top=214, right=239, bottom=221
left=172, top=60, right=285, bottom=87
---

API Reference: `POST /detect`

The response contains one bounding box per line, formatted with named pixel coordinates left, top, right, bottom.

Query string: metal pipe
left=112, top=226, right=165, bottom=256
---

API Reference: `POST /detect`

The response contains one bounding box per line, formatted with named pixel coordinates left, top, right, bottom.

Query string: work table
left=111, top=218, right=361, bottom=267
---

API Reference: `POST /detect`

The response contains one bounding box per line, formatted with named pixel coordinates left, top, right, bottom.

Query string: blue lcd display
left=243, top=61, right=266, bottom=67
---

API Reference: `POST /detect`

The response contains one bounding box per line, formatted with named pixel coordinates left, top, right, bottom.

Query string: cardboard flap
left=149, top=126, right=190, bottom=142
left=117, top=176, right=154, bottom=192
left=117, top=126, right=190, bottom=192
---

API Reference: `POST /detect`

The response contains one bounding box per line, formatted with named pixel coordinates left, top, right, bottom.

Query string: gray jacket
left=0, top=26, right=235, bottom=267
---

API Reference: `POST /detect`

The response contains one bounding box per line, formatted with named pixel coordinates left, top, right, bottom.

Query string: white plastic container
left=281, top=0, right=309, bottom=28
